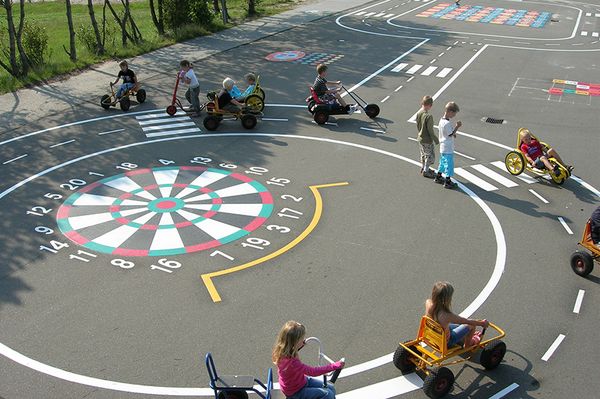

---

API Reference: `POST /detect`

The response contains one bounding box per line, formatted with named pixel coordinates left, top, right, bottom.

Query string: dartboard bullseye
left=55, top=166, right=274, bottom=256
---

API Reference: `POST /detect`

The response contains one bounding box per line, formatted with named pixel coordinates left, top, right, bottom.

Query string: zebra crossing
left=580, top=31, right=600, bottom=37
left=452, top=161, right=541, bottom=192
left=136, top=111, right=201, bottom=138
left=584, top=12, right=600, bottom=17
left=391, top=62, right=454, bottom=78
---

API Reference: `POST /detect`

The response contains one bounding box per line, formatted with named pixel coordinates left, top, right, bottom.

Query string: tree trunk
left=65, top=0, right=77, bottom=61
left=16, top=0, right=30, bottom=73
left=88, top=0, right=105, bottom=55
left=105, top=0, right=135, bottom=45
left=2, top=0, right=20, bottom=76
left=212, top=0, right=220, bottom=13
left=149, top=0, right=164, bottom=35
left=121, top=0, right=129, bottom=46
left=248, top=0, right=256, bottom=16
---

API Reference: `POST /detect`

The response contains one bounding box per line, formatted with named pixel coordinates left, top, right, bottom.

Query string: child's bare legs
left=333, top=91, right=347, bottom=107
left=546, top=148, right=568, bottom=167
left=463, top=325, right=476, bottom=346
left=538, top=156, right=555, bottom=171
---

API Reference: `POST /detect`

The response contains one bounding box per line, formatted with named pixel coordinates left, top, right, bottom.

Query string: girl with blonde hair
left=425, top=282, right=489, bottom=347
left=272, top=321, right=343, bottom=399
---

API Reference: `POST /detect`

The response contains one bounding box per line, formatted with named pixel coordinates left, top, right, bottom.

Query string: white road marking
left=455, top=168, right=499, bottom=191
left=421, top=66, right=438, bottom=76
left=384, top=13, right=395, bottom=18
left=541, top=334, right=566, bottom=361
left=355, top=11, right=367, bottom=16
left=261, top=118, right=289, bottom=122
left=596, top=13, right=600, bottom=17
left=150, top=225, right=184, bottom=251
left=586, top=12, right=591, bottom=16
left=593, top=32, right=599, bottom=37
left=514, top=41, right=531, bottom=45
left=429, top=58, right=437, bottom=64
left=573, top=290, right=585, bottom=314
left=436, top=67, right=453, bottom=78
left=453, top=40, right=459, bottom=45
left=374, top=12, right=386, bottom=17
left=138, top=116, right=191, bottom=126
left=265, top=104, right=305, bottom=108
left=364, top=12, right=375, bottom=17
left=394, top=85, right=403, bottom=92
left=142, top=122, right=196, bottom=132
left=581, top=31, right=588, bottom=36
left=381, top=95, right=391, bottom=103
left=2, top=154, right=28, bottom=165
left=68, top=212, right=115, bottom=230
left=571, top=175, right=600, bottom=198
left=49, top=139, right=76, bottom=148
left=153, top=169, right=179, bottom=197
left=406, top=64, right=423, bottom=74
left=453, top=151, right=476, bottom=161
left=338, top=375, right=423, bottom=399
left=471, top=164, right=518, bottom=187
left=484, top=38, right=500, bottom=42
left=489, top=383, right=520, bottom=399
left=146, top=128, right=202, bottom=138
left=360, top=127, right=386, bottom=134
left=528, top=189, right=549, bottom=203
left=407, top=76, right=415, bottom=83
left=558, top=217, right=574, bottom=235
left=438, top=52, right=445, bottom=57
left=136, top=111, right=185, bottom=120
left=391, top=62, right=408, bottom=72
left=490, top=161, right=537, bottom=184
left=93, top=223, right=142, bottom=248
left=446, top=46, right=452, bottom=50
left=98, top=128, right=125, bottom=136
left=311, top=121, right=338, bottom=126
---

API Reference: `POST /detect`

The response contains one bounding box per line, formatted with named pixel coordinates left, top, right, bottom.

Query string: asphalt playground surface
left=1, top=0, right=599, bottom=398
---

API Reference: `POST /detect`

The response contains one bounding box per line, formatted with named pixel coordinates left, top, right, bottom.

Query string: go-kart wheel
left=570, top=251, right=594, bottom=277
left=423, top=367, right=454, bottom=399
left=393, top=343, right=417, bottom=374
left=479, top=340, right=506, bottom=370
left=206, top=102, right=215, bottom=112
left=136, top=89, right=146, bottom=103
left=119, top=96, right=131, bottom=111
left=314, top=110, right=329, bottom=125
left=100, top=94, right=111, bottom=110
left=217, top=390, right=249, bottom=399
left=203, top=116, right=220, bottom=131
left=245, top=94, right=265, bottom=113
left=257, top=87, right=265, bottom=100
left=241, top=114, right=257, bottom=130
left=365, top=104, right=380, bottom=118
left=166, top=105, right=177, bottom=116
left=307, top=100, right=316, bottom=113
left=504, top=151, right=525, bottom=175
left=550, top=161, right=568, bottom=185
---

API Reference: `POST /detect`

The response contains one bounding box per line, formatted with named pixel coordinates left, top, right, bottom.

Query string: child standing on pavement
left=273, top=320, right=344, bottom=399
left=179, top=60, right=201, bottom=116
left=434, top=102, right=462, bottom=189
left=416, top=96, right=439, bottom=178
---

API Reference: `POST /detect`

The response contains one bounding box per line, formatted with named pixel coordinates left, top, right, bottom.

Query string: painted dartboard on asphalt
left=56, top=166, right=274, bottom=256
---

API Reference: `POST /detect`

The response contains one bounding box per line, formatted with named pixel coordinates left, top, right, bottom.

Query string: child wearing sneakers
left=434, top=102, right=462, bottom=189
left=416, top=96, right=439, bottom=178
left=313, top=64, right=357, bottom=114
left=179, top=60, right=201, bottom=116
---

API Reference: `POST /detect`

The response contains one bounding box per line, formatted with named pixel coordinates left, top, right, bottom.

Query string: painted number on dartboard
left=60, top=179, right=87, bottom=191
left=267, top=178, right=290, bottom=187
left=115, top=163, right=138, bottom=171
left=27, top=206, right=52, bottom=217
left=150, top=259, right=182, bottom=273
left=241, top=237, right=271, bottom=250
left=190, top=156, right=212, bottom=165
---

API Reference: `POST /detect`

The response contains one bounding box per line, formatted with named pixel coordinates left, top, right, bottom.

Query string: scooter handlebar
left=329, top=357, right=345, bottom=384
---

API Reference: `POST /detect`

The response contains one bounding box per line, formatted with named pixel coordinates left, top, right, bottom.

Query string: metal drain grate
left=485, top=117, right=504, bottom=124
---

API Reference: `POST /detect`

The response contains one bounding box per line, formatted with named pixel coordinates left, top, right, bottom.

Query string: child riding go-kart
left=504, top=128, right=572, bottom=185
left=100, top=81, right=146, bottom=111
left=570, top=218, right=600, bottom=276
left=307, top=85, right=380, bottom=125
left=203, top=80, right=261, bottom=131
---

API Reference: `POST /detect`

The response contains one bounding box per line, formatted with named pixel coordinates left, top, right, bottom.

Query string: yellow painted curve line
left=201, top=182, right=349, bottom=302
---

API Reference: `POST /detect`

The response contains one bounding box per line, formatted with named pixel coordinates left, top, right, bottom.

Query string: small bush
left=77, top=24, right=98, bottom=54
left=163, top=0, right=192, bottom=32
left=23, top=20, right=49, bottom=66
left=189, top=0, right=213, bottom=25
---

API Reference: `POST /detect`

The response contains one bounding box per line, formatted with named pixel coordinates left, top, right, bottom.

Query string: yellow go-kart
left=504, top=128, right=570, bottom=185
left=570, top=220, right=600, bottom=276
left=393, top=316, right=506, bottom=399
left=242, top=75, right=266, bottom=113
left=203, top=91, right=260, bottom=131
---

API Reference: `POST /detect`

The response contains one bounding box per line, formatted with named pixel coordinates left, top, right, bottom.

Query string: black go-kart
left=307, top=85, right=380, bottom=125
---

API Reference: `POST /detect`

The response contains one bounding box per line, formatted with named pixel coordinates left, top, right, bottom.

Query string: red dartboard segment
left=265, top=51, right=306, bottom=62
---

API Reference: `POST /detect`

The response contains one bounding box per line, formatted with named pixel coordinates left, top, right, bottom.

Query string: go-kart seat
left=309, top=87, right=324, bottom=104
left=417, top=316, right=464, bottom=359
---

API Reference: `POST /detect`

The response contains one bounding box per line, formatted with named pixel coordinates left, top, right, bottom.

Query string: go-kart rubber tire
left=570, top=251, right=594, bottom=277
left=136, top=89, right=146, bottom=103
left=203, top=116, right=220, bottom=131
left=119, top=97, right=131, bottom=111
left=100, top=94, right=111, bottom=110
left=479, top=340, right=506, bottom=370
left=504, top=151, right=525, bottom=175
left=423, top=367, right=454, bottom=399
left=393, top=344, right=417, bottom=374
left=245, top=94, right=265, bottom=113
left=241, top=114, right=257, bottom=130
left=257, top=88, right=265, bottom=100
left=314, top=110, right=329, bottom=125
left=217, top=390, right=249, bottom=399
left=166, top=105, right=177, bottom=116
left=365, top=104, right=380, bottom=118
left=549, top=161, right=568, bottom=185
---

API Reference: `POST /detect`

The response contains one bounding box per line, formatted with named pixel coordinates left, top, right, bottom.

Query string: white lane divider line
left=364, top=12, right=376, bottom=17
left=360, top=127, right=386, bottom=134
left=261, top=118, right=289, bottom=122
left=528, top=189, right=549, bottom=204
left=573, top=289, right=585, bottom=314
left=471, top=164, right=518, bottom=187
left=381, top=95, right=391, bottom=103
left=429, top=58, right=437, bottom=64
left=490, top=161, right=537, bottom=184
left=391, top=62, right=408, bottom=72
left=436, top=67, right=453, bottom=78
left=406, top=64, right=423, bottom=74
left=558, top=217, right=574, bottom=235
left=141, top=122, right=197, bottom=132
left=2, top=154, right=28, bottom=165
left=49, top=139, right=76, bottom=148
left=489, top=383, right=520, bottom=399
left=374, top=12, right=386, bottom=17
left=421, top=66, right=438, bottom=76
left=541, top=334, right=566, bottom=361
left=438, top=52, right=445, bottom=57
left=384, top=13, right=395, bottom=18
left=145, top=128, right=203, bottom=138
left=455, top=168, right=499, bottom=191
left=98, top=128, right=125, bottom=136
left=337, top=374, right=423, bottom=399
left=446, top=46, right=453, bottom=50
left=407, top=76, right=415, bottom=82
left=407, top=137, right=418, bottom=142
left=394, top=85, right=403, bottom=92
left=355, top=11, right=367, bottom=16
left=453, top=150, right=476, bottom=161
left=311, top=121, right=338, bottom=126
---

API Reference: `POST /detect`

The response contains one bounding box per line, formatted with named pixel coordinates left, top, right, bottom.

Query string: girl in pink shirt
left=272, top=321, right=344, bottom=399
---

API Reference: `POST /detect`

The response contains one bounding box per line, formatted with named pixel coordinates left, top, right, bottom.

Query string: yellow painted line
left=201, top=182, right=349, bottom=302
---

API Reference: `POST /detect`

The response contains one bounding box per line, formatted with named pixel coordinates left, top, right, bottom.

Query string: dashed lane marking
left=558, top=217, right=574, bottom=235
left=573, top=290, right=585, bottom=314
left=489, top=383, right=520, bottom=399
left=97, top=128, right=125, bottom=136
left=541, top=334, right=566, bottom=361
left=49, top=139, right=76, bottom=148
left=381, top=96, right=391, bottom=103
left=360, top=127, right=386, bottom=133
left=528, top=189, right=549, bottom=203
left=2, top=154, right=28, bottom=165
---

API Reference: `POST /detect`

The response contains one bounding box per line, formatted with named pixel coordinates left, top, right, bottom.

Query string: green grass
left=0, top=0, right=297, bottom=94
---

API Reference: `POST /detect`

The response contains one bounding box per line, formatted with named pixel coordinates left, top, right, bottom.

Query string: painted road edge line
left=573, top=289, right=585, bottom=314
left=528, top=189, right=549, bottom=204
left=541, top=334, right=566, bottom=361
left=558, top=217, right=574, bottom=235
left=2, top=154, right=28, bottom=165
left=98, top=128, right=125, bottom=136
left=489, top=383, right=519, bottom=399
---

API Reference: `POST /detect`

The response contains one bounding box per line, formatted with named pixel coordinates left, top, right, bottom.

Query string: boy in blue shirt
left=229, top=73, right=257, bottom=101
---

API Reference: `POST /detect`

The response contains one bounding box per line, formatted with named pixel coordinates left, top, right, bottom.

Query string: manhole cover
left=485, top=117, right=505, bottom=124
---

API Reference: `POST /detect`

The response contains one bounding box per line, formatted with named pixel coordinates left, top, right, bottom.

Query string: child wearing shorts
left=111, top=60, right=136, bottom=102
left=434, top=102, right=462, bottom=189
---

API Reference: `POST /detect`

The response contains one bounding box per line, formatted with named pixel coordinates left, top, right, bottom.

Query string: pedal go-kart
left=203, top=91, right=260, bottom=131
left=302, top=336, right=345, bottom=387
left=206, top=352, right=273, bottom=399
left=100, top=82, right=146, bottom=111
left=393, top=316, right=506, bottom=398
left=307, top=85, right=380, bottom=125
left=570, top=219, right=600, bottom=277
left=242, top=74, right=266, bottom=113
left=504, top=128, right=570, bottom=185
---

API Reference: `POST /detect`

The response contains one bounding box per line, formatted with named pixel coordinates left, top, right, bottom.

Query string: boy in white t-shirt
left=179, top=60, right=201, bottom=116
left=434, top=102, right=462, bottom=189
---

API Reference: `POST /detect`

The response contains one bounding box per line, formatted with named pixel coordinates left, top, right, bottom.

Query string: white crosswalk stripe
left=364, top=12, right=376, bottom=17
left=391, top=63, right=408, bottom=72
left=421, top=66, right=438, bottom=76
left=436, top=67, right=453, bottom=78
left=471, top=164, right=519, bottom=187
left=406, top=64, right=423, bottom=74
left=593, top=32, right=599, bottom=37
left=355, top=11, right=366, bottom=16
left=136, top=111, right=201, bottom=138
left=581, top=31, right=589, bottom=36
left=390, top=63, right=453, bottom=78
left=490, top=161, right=537, bottom=184
left=455, top=168, right=499, bottom=191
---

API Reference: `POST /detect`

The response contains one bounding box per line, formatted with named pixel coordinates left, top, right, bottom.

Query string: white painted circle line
left=488, top=383, right=520, bottom=399
left=0, top=133, right=506, bottom=397
left=541, top=334, right=566, bottom=361
left=573, top=289, right=585, bottom=314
